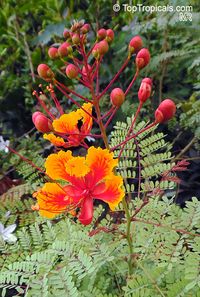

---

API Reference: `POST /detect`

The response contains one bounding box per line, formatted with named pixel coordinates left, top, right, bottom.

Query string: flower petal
left=65, top=157, right=90, bottom=177
left=78, top=196, right=93, bottom=225
left=52, top=112, right=80, bottom=134
left=43, top=133, right=66, bottom=147
left=34, top=182, right=70, bottom=218
left=78, top=103, right=93, bottom=134
left=86, top=147, right=118, bottom=183
left=93, top=175, right=124, bottom=210
left=45, top=150, right=73, bottom=181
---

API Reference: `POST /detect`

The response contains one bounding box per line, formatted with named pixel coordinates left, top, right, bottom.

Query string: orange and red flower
left=33, top=147, right=124, bottom=225
left=44, top=102, right=93, bottom=148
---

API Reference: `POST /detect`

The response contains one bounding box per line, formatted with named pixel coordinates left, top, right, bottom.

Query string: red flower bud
left=110, top=88, right=125, bottom=107
left=92, top=44, right=100, bottom=59
left=138, top=78, right=152, bottom=103
left=106, top=29, right=114, bottom=43
left=72, top=33, right=80, bottom=45
left=136, top=48, right=151, bottom=69
left=129, top=36, right=143, bottom=54
left=97, top=28, right=107, bottom=40
left=155, top=99, right=176, bottom=123
left=58, top=42, right=71, bottom=57
left=32, top=112, right=53, bottom=133
left=98, top=40, right=109, bottom=55
left=66, top=64, right=79, bottom=79
left=82, top=65, right=92, bottom=78
left=48, top=47, right=58, bottom=59
left=37, top=64, right=54, bottom=80
left=63, top=29, right=70, bottom=39
left=81, top=23, right=90, bottom=34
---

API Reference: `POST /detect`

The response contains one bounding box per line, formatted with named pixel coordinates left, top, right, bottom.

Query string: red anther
left=110, top=88, right=125, bottom=107
left=129, top=36, right=143, bottom=54
left=155, top=99, right=176, bottom=123
left=135, top=48, right=151, bottom=69
left=138, top=78, right=152, bottom=103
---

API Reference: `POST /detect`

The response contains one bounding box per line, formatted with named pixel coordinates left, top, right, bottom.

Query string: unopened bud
left=63, top=29, right=70, bottom=39
left=58, top=42, right=72, bottom=57
left=66, top=64, right=79, bottom=79
left=106, top=29, right=114, bottom=43
left=81, top=23, right=90, bottom=34
left=72, top=33, right=80, bottom=45
left=48, top=47, right=58, bottom=59
left=37, top=64, right=54, bottom=80
left=129, top=36, right=143, bottom=54
left=155, top=99, right=176, bottom=123
left=110, top=88, right=125, bottom=107
left=138, top=78, right=152, bottom=103
left=32, top=112, right=53, bottom=133
left=135, top=48, right=150, bottom=69
left=97, top=28, right=107, bottom=40
left=98, top=40, right=109, bottom=55
left=82, top=65, right=92, bottom=77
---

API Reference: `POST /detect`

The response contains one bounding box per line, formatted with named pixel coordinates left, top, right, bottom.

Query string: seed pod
left=155, top=99, right=176, bottom=123
left=110, top=88, right=125, bottom=107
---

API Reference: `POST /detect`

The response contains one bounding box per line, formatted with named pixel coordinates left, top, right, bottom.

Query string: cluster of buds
left=33, top=21, right=176, bottom=149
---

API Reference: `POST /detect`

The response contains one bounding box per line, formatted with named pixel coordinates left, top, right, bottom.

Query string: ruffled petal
left=86, top=147, right=118, bottom=183
left=52, top=111, right=81, bottom=134
left=78, top=103, right=93, bottom=134
left=43, top=133, right=66, bottom=147
left=34, top=183, right=70, bottom=218
left=93, top=175, right=124, bottom=210
left=65, top=157, right=90, bottom=177
left=45, top=150, right=73, bottom=181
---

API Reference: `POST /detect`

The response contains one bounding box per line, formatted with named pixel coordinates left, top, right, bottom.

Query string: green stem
left=122, top=197, right=134, bottom=275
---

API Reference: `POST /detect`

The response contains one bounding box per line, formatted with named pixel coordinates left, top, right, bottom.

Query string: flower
left=0, top=136, right=10, bottom=153
left=0, top=222, right=17, bottom=243
left=44, top=102, right=93, bottom=148
left=33, top=147, right=124, bottom=225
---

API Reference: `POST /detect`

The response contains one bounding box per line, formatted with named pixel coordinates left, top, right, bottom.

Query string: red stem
left=55, top=84, right=98, bottom=123
left=104, top=107, right=118, bottom=129
left=101, top=106, right=115, bottom=120
left=124, top=68, right=139, bottom=96
left=54, top=80, right=88, bottom=102
left=97, top=57, right=130, bottom=100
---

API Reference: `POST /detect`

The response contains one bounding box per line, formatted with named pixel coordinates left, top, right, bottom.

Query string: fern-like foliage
left=110, top=117, right=176, bottom=197
left=0, top=197, right=199, bottom=296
